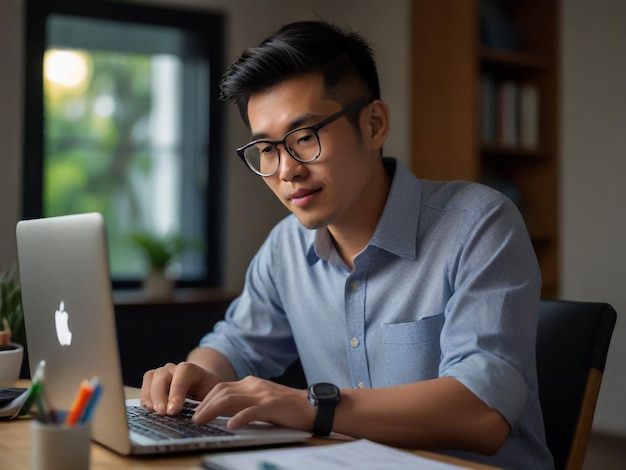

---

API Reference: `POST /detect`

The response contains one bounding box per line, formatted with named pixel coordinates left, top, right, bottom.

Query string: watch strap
left=312, top=400, right=335, bottom=436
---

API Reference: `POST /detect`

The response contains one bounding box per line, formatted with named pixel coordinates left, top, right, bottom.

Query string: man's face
left=246, top=74, right=384, bottom=231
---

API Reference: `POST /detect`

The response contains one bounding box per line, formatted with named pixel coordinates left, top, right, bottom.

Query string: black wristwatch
left=307, top=382, right=341, bottom=436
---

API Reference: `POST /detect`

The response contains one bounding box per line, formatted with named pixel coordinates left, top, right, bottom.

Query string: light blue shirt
left=200, top=158, right=554, bottom=469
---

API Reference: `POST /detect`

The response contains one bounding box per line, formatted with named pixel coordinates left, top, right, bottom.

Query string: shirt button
left=350, top=337, right=359, bottom=348
left=351, top=280, right=361, bottom=290
left=358, top=382, right=366, bottom=389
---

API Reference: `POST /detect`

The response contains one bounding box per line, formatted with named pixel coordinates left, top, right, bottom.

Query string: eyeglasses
left=236, top=99, right=371, bottom=177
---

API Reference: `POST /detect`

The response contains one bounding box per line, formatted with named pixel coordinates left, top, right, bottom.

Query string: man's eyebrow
left=250, top=113, right=322, bottom=141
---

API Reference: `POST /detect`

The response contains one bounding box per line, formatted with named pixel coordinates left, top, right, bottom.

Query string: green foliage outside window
left=44, top=50, right=163, bottom=278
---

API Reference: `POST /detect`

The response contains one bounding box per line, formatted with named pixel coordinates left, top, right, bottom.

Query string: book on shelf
left=480, top=75, right=540, bottom=150
left=519, top=84, right=540, bottom=149
left=479, top=0, right=520, bottom=52
left=497, top=80, right=518, bottom=147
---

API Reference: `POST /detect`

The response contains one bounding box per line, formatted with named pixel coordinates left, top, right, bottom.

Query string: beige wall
left=560, top=0, right=626, bottom=435
left=2, top=0, right=625, bottom=436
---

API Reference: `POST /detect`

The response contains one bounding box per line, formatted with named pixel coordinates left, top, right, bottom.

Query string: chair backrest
left=536, top=299, right=617, bottom=470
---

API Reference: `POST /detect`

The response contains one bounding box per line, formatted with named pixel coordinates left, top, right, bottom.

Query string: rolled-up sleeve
left=439, top=196, right=541, bottom=427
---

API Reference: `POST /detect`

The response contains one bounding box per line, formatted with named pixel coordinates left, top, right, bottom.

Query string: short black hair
left=219, top=20, right=380, bottom=127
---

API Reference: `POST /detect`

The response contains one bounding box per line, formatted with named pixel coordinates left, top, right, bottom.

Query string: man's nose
left=276, top=145, right=306, bottom=181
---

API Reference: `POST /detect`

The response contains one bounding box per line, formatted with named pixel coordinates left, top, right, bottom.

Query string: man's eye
left=295, top=133, right=316, bottom=146
left=259, top=144, right=275, bottom=154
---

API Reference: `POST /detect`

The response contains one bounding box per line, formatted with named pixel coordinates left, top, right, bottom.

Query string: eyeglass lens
left=243, top=127, right=320, bottom=175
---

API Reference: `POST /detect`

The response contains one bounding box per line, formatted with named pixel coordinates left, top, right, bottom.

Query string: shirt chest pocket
left=381, top=313, right=444, bottom=386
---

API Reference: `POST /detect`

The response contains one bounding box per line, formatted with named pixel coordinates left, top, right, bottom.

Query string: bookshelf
left=410, top=0, right=559, bottom=298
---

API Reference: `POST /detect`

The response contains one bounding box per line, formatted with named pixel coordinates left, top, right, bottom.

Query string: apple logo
left=54, top=301, right=72, bottom=346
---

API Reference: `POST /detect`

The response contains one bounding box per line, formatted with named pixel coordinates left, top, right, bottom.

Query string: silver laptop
left=16, top=212, right=310, bottom=455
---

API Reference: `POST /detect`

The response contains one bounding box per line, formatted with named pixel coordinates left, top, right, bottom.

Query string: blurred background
left=0, top=1, right=624, bottom=466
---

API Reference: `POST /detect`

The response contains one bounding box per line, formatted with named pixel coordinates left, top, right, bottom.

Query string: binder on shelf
left=519, top=84, right=540, bottom=149
left=497, top=80, right=519, bottom=147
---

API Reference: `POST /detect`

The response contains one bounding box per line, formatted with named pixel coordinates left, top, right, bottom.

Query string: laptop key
left=127, top=405, right=234, bottom=440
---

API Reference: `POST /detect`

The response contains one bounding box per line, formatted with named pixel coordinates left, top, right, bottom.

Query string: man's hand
left=141, top=347, right=239, bottom=416
left=140, top=361, right=222, bottom=416
left=192, top=376, right=315, bottom=432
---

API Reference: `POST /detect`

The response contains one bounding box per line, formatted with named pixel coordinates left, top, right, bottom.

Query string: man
left=141, top=21, right=554, bottom=469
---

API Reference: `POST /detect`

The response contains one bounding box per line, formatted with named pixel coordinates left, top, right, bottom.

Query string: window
left=23, top=0, right=224, bottom=288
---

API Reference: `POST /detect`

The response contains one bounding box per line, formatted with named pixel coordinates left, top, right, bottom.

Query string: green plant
left=0, top=266, right=26, bottom=347
left=128, top=232, right=202, bottom=271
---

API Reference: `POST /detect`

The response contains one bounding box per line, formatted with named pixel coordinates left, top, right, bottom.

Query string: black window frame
left=22, top=0, right=225, bottom=289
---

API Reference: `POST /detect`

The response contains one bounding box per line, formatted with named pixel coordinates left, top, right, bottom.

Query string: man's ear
left=365, top=100, right=390, bottom=150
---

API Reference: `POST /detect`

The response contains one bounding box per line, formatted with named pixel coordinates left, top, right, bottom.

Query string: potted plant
left=0, top=267, right=27, bottom=384
left=128, top=232, right=201, bottom=300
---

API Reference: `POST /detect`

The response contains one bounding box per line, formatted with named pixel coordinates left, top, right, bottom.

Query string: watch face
left=313, top=383, right=338, bottom=399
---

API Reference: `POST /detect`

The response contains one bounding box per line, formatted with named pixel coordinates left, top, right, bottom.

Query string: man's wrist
left=307, top=383, right=341, bottom=436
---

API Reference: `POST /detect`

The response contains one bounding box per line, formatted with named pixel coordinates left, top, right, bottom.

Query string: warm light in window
left=44, top=49, right=90, bottom=89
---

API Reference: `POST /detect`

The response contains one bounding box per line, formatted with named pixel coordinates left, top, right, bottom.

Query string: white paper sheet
left=202, top=439, right=469, bottom=470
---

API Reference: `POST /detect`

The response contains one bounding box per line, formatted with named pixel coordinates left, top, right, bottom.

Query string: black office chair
left=536, top=299, right=617, bottom=470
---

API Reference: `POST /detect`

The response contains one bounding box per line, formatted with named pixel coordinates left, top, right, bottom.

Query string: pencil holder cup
left=31, top=411, right=91, bottom=470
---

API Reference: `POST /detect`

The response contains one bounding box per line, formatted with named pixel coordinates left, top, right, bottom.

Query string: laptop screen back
left=17, top=213, right=132, bottom=454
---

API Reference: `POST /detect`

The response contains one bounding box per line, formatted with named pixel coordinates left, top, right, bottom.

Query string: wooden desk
left=1, top=381, right=499, bottom=469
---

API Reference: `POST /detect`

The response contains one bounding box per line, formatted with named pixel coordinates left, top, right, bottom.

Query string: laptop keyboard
left=126, top=401, right=234, bottom=440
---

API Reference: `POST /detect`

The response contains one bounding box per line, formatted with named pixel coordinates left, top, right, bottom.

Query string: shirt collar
left=310, top=158, right=421, bottom=263
left=369, top=158, right=420, bottom=260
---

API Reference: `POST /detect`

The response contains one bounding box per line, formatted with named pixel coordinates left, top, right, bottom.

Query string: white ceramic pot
left=142, top=269, right=175, bottom=301
left=0, top=342, right=24, bottom=385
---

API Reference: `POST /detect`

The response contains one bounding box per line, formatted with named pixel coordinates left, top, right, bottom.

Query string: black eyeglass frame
left=236, top=98, right=372, bottom=176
